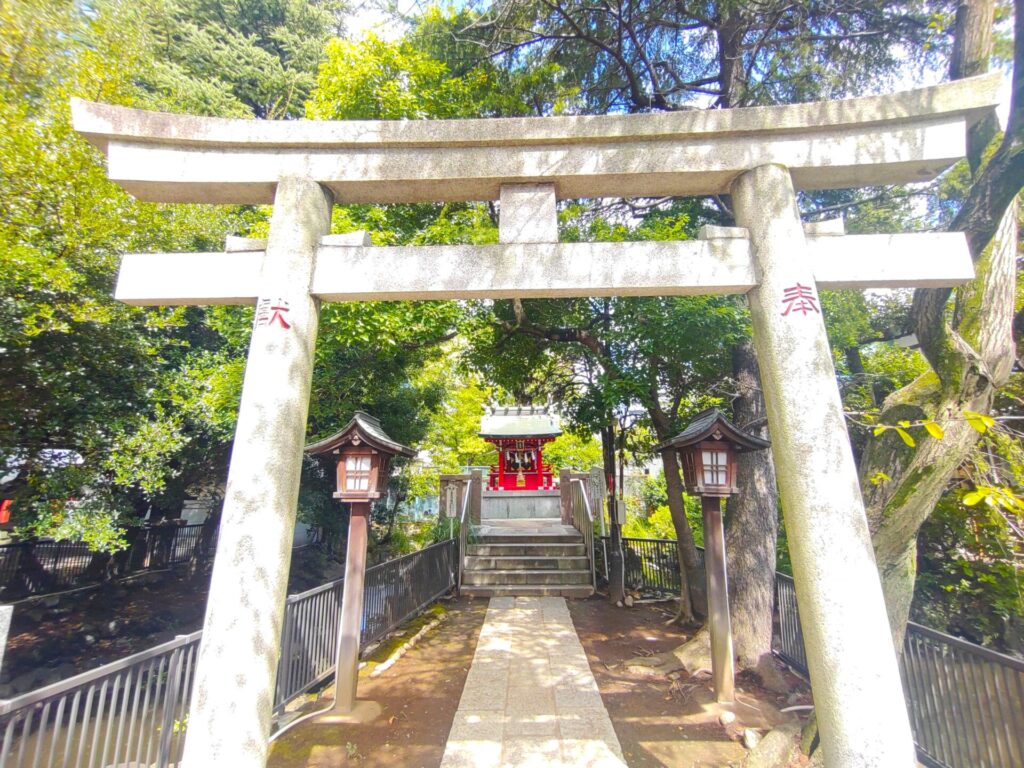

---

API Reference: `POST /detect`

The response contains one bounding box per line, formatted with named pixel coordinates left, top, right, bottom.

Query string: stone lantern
left=659, top=408, right=769, bottom=704
left=306, top=412, right=414, bottom=721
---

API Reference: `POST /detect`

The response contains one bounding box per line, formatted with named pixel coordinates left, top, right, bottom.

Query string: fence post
left=156, top=637, right=187, bottom=767
left=275, top=597, right=296, bottom=714
left=469, top=471, right=482, bottom=525
left=0, top=605, right=11, bottom=673
left=559, top=470, right=572, bottom=524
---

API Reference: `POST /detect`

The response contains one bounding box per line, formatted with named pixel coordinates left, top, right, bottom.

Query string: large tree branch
left=495, top=309, right=605, bottom=359
left=913, top=0, right=1022, bottom=377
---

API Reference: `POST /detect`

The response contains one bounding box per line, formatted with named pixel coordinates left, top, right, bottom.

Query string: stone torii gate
left=72, top=73, right=999, bottom=768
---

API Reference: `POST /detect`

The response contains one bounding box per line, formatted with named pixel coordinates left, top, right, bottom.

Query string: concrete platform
left=482, top=490, right=561, bottom=520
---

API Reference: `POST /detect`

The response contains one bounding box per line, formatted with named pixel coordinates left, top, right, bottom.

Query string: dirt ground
left=568, top=598, right=810, bottom=768
left=268, top=595, right=810, bottom=768
left=268, top=596, right=488, bottom=768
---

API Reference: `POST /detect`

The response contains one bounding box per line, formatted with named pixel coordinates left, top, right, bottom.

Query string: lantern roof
left=657, top=408, right=770, bottom=452
left=306, top=411, right=416, bottom=458
left=480, top=406, right=562, bottom=438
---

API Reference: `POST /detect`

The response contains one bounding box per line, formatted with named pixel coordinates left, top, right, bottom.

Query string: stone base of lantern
left=315, top=699, right=382, bottom=724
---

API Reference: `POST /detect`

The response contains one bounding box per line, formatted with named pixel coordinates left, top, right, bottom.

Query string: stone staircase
left=461, top=519, right=594, bottom=598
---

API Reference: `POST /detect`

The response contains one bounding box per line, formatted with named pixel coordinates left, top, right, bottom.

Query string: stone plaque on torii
left=72, top=73, right=1000, bottom=768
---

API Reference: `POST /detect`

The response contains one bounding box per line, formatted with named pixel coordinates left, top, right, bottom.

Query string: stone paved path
left=440, top=596, right=627, bottom=768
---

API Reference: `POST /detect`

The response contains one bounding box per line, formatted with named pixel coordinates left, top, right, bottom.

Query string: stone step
left=473, top=533, right=583, bottom=545
left=464, top=555, right=590, bottom=571
left=462, top=569, right=592, bottom=586
left=466, top=543, right=587, bottom=558
left=461, top=584, right=594, bottom=599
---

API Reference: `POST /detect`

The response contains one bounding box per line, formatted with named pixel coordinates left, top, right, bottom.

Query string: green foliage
left=404, top=366, right=497, bottom=502
left=623, top=504, right=674, bottom=540
left=3, top=0, right=246, bottom=527
left=473, top=0, right=953, bottom=114
left=0, top=0, right=339, bottom=546
left=142, top=0, right=343, bottom=118
left=412, top=515, right=457, bottom=548
left=622, top=471, right=702, bottom=544
left=543, top=432, right=602, bottom=472
left=915, top=490, right=1023, bottom=649
left=623, top=500, right=703, bottom=545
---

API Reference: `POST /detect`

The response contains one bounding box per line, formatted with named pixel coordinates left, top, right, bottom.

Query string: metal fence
left=900, top=624, right=1024, bottom=768
left=567, top=480, right=597, bottom=589
left=773, top=573, right=808, bottom=674
left=0, top=537, right=458, bottom=768
left=609, top=535, right=1024, bottom=768
left=275, top=538, right=458, bottom=711
left=0, top=525, right=217, bottom=600
left=596, top=536, right=704, bottom=594
left=0, top=631, right=200, bottom=768
left=776, top=574, right=1024, bottom=768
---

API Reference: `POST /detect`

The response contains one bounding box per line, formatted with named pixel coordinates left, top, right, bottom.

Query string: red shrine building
left=481, top=406, right=561, bottom=491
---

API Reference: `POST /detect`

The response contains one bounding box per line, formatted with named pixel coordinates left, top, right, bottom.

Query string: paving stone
left=504, top=714, right=560, bottom=738
left=440, top=595, right=625, bottom=767
left=502, top=736, right=562, bottom=766
left=560, top=738, right=626, bottom=766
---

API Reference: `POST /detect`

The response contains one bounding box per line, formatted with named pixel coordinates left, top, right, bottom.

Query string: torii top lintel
left=71, top=74, right=1000, bottom=206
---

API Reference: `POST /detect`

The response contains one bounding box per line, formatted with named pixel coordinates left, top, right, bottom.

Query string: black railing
left=606, top=535, right=1024, bottom=768
left=596, top=536, right=703, bottom=594
left=0, top=524, right=218, bottom=600
left=774, top=573, right=808, bottom=673
left=0, top=538, right=458, bottom=768
left=274, top=537, right=457, bottom=713
left=777, top=574, right=1024, bottom=768
left=0, top=631, right=200, bottom=768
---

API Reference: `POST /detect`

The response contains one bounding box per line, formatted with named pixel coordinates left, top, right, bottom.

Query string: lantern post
left=659, top=409, right=769, bottom=704
left=306, top=412, right=415, bottom=721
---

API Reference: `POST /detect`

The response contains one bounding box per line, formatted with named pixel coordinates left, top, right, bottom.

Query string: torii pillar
left=180, top=178, right=332, bottom=767
left=734, top=164, right=915, bottom=765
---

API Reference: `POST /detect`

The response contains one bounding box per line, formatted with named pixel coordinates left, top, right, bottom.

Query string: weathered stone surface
left=440, top=596, right=625, bottom=768
left=180, top=178, right=332, bottom=768
left=734, top=163, right=915, bottom=767
left=742, top=723, right=801, bottom=768
left=114, top=231, right=972, bottom=306
left=71, top=75, right=998, bottom=204
left=670, top=625, right=713, bottom=675
left=499, top=184, right=557, bottom=243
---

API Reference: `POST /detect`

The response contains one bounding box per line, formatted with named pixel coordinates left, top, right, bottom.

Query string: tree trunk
left=864, top=197, right=1018, bottom=646
left=862, top=0, right=1020, bottom=647
left=602, top=424, right=626, bottom=603
left=724, top=341, right=779, bottom=669
left=660, top=446, right=705, bottom=622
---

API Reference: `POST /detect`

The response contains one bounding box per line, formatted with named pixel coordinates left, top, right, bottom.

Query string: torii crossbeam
left=72, top=73, right=1001, bottom=768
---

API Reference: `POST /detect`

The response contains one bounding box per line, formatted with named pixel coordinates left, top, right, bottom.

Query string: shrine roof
left=480, top=407, right=562, bottom=439
left=306, top=411, right=416, bottom=458
left=658, top=408, right=770, bottom=452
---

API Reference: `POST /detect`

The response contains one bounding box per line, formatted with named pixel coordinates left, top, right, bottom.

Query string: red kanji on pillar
left=255, top=298, right=292, bottom=329
left=781, top=283, right=819, bottom=316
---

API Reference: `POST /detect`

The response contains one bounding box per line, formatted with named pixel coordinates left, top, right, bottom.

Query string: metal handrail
left=0, top=629, right=203, bottom=716
left=0, top=542, right=460, bottom=768
left=599, top=534, right=1024, bottom=768
left=570, top=479, right=597, bottom=589
left=457, top=481, right=472, bottom=592
left=905, top=620, right=1024, bottom=670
